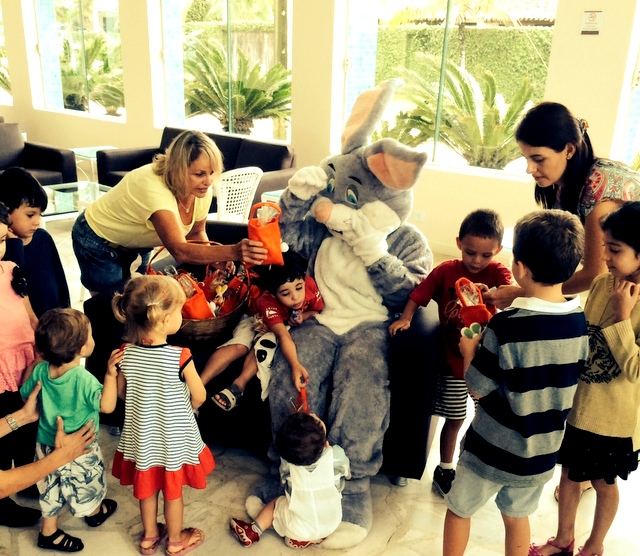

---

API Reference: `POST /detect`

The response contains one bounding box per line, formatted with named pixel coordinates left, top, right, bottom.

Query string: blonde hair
left=112, top=275, right=186, bottom=344
left=152, top=130, right=223, bottom=199
left=36, top=308, right=90, bottom=367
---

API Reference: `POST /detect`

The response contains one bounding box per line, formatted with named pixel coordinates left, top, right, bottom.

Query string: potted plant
left=183, top=34, right=291, bottom=135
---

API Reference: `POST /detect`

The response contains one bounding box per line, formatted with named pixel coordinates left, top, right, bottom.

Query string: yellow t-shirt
left=85, top=164, right=212, bottom=248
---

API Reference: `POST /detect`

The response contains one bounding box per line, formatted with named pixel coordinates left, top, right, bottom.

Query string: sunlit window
left=181, top=0, right=291, bottom=141
left=0, top=4, right=12, bottom=106
left=360, top=0, right=558, bottom=173
left=34, top=0, right=124, bottom=118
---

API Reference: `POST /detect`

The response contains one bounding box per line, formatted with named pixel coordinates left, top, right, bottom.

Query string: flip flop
left=165, top=527, right=204, bottom=556
left=212, top=383, right=243, bottom=411
left=140, top=523, right=167, bottom=555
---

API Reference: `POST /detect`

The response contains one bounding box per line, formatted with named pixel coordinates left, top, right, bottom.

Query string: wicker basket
left=147, top=242, right=250, bottom=342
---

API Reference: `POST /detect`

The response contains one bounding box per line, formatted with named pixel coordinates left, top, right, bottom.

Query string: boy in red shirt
left=200, top=251, right=324, bottom=410
left=389, top=209, right=512, bottom=495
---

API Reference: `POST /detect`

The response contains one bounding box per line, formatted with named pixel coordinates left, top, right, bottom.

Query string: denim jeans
left=71, top=213, right=150, bottom=293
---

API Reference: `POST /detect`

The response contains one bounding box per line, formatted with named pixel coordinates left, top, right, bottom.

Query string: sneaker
left=432, top=465, right=456, bottom=497
left=285, top=537, right=325, bottom=549
left=229, top=518, right=261, bottom=546
left=107, top=426, right=122, bottom=437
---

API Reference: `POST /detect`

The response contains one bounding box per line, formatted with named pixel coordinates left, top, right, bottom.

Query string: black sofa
left=84, top=221, right=440, bottom=480
left=0, top=123, right=77, bottom=185
left=96, top=127, right=297, bottom=208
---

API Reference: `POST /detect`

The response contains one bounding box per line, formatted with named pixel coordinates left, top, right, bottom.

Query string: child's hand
left=475, top=283, right=489, bottom=294
left=459, top=333, right=482, bottom=370
left=289, top=310, right=303, bottom=326
left=291, top=364, right=309, bottom=392
left=389, top=317, right=410, bottom=336
left=107, top=348, right=124, bottom=378
left=610, top=277, right=640, bottom=322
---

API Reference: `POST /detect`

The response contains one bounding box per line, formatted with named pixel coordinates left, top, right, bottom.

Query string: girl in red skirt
left=111, top=275, right=214, bottom=556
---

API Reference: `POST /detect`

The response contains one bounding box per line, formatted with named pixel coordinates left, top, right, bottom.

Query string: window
left=351, top=0, right=557, bottom=172
left=0, top=5, right=11, bottom=106
left=179, top=0, right=291, bottom=141
left=34, top=0, right=124, bottom=117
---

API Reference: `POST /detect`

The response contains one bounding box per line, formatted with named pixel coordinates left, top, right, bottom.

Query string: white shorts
left=217, top=314, right=257, bottom=350
left=36, top=442, right=107, bottom=518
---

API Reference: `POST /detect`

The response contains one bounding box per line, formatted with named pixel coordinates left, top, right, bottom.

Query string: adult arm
left=149, top=211, right=266, bottom=266
left=0, top=417, right=95, bottom=499
left=1, top=381, right=42, bottom=438
left=562, top=200, right=617, bottom=296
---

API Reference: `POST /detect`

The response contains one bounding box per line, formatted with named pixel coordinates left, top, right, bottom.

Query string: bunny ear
left=365, top=138, right=428, bottom=190
left=341, top=78, right=403, bottom=154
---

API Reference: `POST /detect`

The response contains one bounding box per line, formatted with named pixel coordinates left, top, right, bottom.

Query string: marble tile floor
left=2, top=218, right=640, bottom=555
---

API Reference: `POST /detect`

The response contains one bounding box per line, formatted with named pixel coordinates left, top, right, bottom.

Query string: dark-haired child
left=200, top=250, right=324, bottom=410
left=390, top=208, right=512, bottom=495
left=444, top=209, right=589, bottom=556
left=230, top=412, right=350, bottom=548
left=0, top=166, right=70, bottom=317
left=20, top=308, right=118, bottom=552
left=530, top=201, right=640, bottom=556
left=0, top=201, right=40, bottom=527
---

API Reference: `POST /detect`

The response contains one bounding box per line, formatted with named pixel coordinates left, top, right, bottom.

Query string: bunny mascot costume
left=249, top=79, right=433, bottom=548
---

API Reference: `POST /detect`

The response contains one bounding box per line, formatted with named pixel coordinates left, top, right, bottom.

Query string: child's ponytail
left=111, top=275, right=186, bottom=343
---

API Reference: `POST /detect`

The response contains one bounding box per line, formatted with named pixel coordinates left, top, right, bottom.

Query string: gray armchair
left=0, top=123, right=77, bottom=185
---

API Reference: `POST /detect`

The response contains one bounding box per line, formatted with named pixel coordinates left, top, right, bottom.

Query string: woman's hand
left=235, top=238, right=268, bottom=265
left=18, top=381, right=42, bottom=426
left=54, top=417, right=96, bottom=460
left=482, top=284, right=523, bottom=310
left=610, top=277, right=640, bottom=322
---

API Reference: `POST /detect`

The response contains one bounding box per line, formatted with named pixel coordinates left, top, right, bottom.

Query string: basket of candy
left=146, top=241, right=253, bottom=341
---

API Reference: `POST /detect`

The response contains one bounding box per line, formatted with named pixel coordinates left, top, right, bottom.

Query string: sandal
left=84, top=498, right=117, bottom=527
left=576, top=548, right=604, bottom=556
left=37, top=529, right=84, bottom=552
left=165, top=527, right=204, bottom=556
left=141, top=523, right=167, bottom=555
left=212, top=383, right=243, bottom=411
left=553, top=482, right=593, bottom=502
left=529, top=537, right=574, bottom=556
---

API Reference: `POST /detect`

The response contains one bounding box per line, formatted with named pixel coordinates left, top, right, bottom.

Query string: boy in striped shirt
left=442, top=210, right=589, bottom=556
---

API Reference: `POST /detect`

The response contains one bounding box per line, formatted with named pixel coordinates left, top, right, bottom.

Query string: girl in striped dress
left=111, top=275, right=214, bottom=556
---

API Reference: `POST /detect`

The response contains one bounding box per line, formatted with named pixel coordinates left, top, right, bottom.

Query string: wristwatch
left=5, top=414, right=19, bottom=432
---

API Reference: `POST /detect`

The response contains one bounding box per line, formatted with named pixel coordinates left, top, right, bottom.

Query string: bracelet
left=5, top=413, right=19, bottom=432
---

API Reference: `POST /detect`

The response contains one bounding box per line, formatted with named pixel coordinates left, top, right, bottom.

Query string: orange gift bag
left=248, top=202, right=284, bottom=266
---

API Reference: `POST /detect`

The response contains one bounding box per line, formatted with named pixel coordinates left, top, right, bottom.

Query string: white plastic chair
left=208, top=166, right=264, bottom=223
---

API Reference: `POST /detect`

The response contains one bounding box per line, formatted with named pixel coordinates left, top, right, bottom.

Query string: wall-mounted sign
left=581, top=10, right=603, bottom=35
